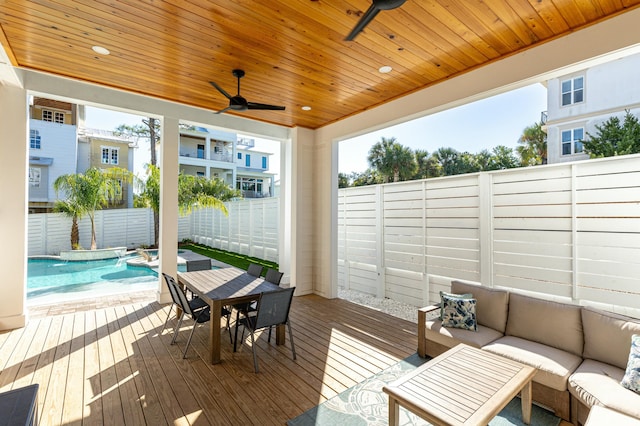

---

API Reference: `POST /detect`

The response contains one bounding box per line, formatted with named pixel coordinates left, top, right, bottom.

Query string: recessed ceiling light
left=301, top=106, right=312, bottom=111
left=92, top=46, right=110, bottom=55
left=379, top=65, right=393, bottom=74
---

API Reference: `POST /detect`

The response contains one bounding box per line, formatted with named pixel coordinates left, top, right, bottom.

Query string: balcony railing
left=237, top=137, right=255, bottom=148
left=79, top=127, right=137, bottom=141
left=179, top=152, right=233, bottom=163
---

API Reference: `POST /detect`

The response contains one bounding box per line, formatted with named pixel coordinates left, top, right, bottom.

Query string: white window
left=29, top=167, right=41, bottom=187
left=42, top=110, right=64, bottom=123
left=561, top=128, right=584, bottom=156
left=561, top=76, right=584, bottom=106
left=101, top=147, right=119, bottom=165
left=30, top=130, right=41, bottom=149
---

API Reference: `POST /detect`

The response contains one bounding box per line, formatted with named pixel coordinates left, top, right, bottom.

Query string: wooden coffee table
left=383, top=344, right=536, bottom=425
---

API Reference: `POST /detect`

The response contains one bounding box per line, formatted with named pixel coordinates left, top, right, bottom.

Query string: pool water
left=26, top=251, right=204, bottom=306
left=27, top=254, right=160, bottom=304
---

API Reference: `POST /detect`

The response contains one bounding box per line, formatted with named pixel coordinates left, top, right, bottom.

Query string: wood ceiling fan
left=345, top=0, right=407, bottom=41
left=209, top=69, right=285, bottom=114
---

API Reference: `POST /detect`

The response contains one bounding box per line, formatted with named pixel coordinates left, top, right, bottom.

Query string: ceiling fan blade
left=209, top=81, right=233, bottom=100
left=215, top=106, right=232, bottom=114
left=345, top=4, right=380, bottom=41
left=247, top=102, right=285, bottom=111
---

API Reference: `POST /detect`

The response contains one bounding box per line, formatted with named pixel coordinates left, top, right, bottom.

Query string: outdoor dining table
left=178, top=267, right=284, bottom=364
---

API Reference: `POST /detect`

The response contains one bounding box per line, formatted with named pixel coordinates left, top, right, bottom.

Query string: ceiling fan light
left=301, top=106, right=312, bottom=111
left=379, top=65, right=393, bottom=73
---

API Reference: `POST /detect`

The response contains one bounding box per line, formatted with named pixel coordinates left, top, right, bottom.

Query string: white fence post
left=571, top=164, right=578, bottom=301
left=422, top=180, right=429, bottom=306
left=479, top=173, right=493, bottom=287
left=376, top=185, right=385, bottom=299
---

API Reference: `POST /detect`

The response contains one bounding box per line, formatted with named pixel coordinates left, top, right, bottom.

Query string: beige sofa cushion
left=483, top=335, right=582, bottom=391
left=451, top=280, right=509, bottom=333
left=505, top=293, right=583, bottom=357
left=569, top=359, right=640, bottom=419
left=424, top=319, right=503, bottom=350
left=582, top=307, right=640, bottom=369
left=585, top=406, right=640, bottom=426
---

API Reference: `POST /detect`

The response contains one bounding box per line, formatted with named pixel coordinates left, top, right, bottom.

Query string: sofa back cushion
left=582, top=307, right=640, bottom=369
left=505, top=293, right=583, bottom=357
left=451, top=280, right=509, bottom=333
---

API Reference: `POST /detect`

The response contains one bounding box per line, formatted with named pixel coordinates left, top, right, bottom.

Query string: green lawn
left=181, top=243, right=278, bottom=276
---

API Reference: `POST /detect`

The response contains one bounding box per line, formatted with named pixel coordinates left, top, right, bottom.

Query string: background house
left=29, top=98, right=137, bottom=212
left=545, top=52, right=640, bottom=164
left=77, top=127, right=137, bottom=208
left=28, top=98, right=78, bottom=213
left=235, top=137, right=275, bottom=198
left=178, top=128, right=275, bottom=198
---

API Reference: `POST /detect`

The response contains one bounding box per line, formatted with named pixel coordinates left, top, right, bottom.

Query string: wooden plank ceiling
left=1, top=0, right=639, bottom=129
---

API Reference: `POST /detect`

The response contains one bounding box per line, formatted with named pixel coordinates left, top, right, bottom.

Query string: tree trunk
left=149, top=117, right=157, bottom=167
left=153, top=209, right=159, bottom=248
left=89, top=215, right=97, bottom=250
left=71, top=216, right=79, bottom=249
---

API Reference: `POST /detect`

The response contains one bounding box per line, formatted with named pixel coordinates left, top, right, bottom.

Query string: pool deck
left=126, top=249, right=229, bottom=270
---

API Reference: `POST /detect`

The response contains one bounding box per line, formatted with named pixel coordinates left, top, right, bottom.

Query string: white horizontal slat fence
left=28, top=198, right=280, bottom=264
left=189, top=197, right=279, bottom=263
left=28, top=208, right=154, bottom=255
left=338, top=154, right=640, bottom=314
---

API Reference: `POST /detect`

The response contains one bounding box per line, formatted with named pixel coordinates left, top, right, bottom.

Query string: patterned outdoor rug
left=288, top=353, right=561, bottom=426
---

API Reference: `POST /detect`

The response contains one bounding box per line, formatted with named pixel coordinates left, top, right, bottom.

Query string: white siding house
left=545, top=52, right=640, bottom=164
left=178, top=129, right=276, bottom=198
left=235, top=145, right=275, bottom=198
left=28, top=119, right=78, bottom=212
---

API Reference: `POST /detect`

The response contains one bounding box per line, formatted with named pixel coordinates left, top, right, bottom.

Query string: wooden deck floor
left=1, top=294, right=418, bottom=425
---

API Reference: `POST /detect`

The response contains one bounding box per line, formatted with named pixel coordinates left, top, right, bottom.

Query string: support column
left=157, top=116, right=180, bottom=304
left=281, top=127, right=316, bottom=296
left=0, top=85, right=28, bottom=330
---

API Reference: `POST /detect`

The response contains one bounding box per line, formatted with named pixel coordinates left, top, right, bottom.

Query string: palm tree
left=367, top=137, right=417, bottom=182
left=54, top=167, right=134, bottom=250
left=139, top=165, right=237, bottom=246
left=432, top=147, right=461, bottom=176
left=177, top=174, right=231, bottom=216
left=52, top=174, right=87, bottom=249
left=517, top=122, right=547, bottom=166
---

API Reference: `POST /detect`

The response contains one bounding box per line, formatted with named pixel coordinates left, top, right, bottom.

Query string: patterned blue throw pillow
left=441, top=294, right=477, bottom=331
left=621, top=334, right=640, bottom=394
left=439, top=291, right=472, bottom=320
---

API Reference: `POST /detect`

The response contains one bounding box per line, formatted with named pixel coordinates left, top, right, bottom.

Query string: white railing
left=338, top=154, right=640, bottom=315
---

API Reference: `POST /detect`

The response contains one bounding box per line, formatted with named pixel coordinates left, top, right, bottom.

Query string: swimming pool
left=27, top=250, right=207, bottom=305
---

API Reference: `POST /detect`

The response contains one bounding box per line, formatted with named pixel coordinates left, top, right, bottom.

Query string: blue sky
left=338, top=83, right=547, bottom=174
left=85, top=82, right=547, bottom=178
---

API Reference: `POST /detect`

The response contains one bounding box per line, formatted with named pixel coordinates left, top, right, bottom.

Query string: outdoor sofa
left=417, top=280, right=640, bottom=425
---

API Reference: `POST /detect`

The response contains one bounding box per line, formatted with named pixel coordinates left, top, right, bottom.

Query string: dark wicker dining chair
left=185, top=258, right=212, bottom=272
left=162, top=273, right=232, bottom=357
left=235, top=287, right=297, bottom=373
left=233, top=268, right=285, bottom=346
left=247, top=263, right=264, bottom=277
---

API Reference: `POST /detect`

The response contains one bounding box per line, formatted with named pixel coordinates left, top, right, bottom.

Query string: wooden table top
left=384, top=344, right=536, bottom=425
left=178, top=268, right=281, bottom=304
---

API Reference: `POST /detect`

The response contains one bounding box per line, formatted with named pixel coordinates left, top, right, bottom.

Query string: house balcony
left=179, top=151, right=233, bottom=163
